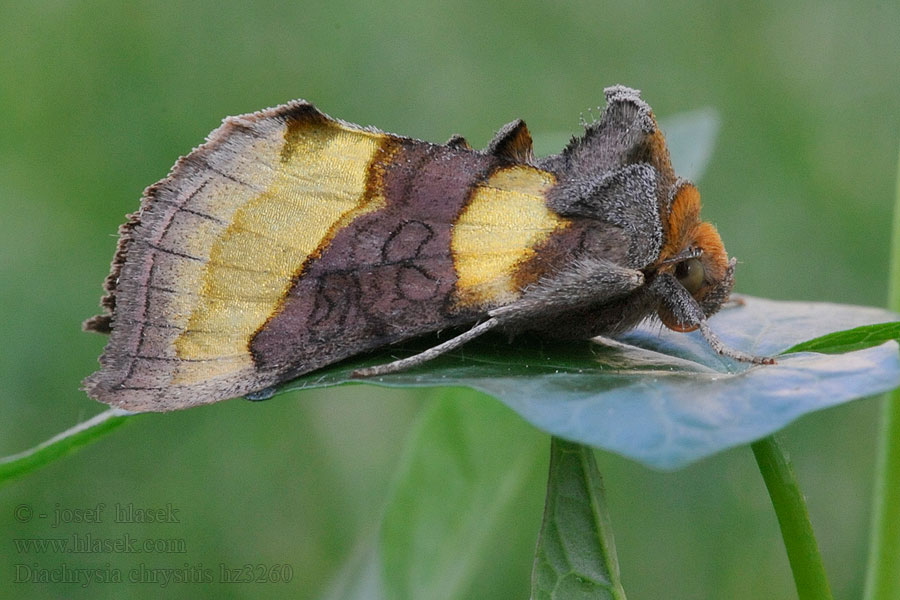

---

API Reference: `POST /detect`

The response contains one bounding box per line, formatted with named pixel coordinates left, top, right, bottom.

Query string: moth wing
left=250, top=154, right=579, bottom=387
left=83, top=101, right=405, bottom=411
left=448, top=163, right=573, bottom=309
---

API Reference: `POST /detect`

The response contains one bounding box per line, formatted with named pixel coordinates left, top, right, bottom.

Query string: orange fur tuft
left=693, top=222, right=728, bottom=281
left=660, top=184, right=701, bottom=261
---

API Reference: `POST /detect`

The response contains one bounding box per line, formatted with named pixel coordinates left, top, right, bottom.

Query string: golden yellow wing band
left=452, top=165, right=569, bottom=307
left=173, top=118, right=387, bottom=384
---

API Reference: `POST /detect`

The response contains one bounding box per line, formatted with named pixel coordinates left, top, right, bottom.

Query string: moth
left=83, top=85, right=770, bottom=412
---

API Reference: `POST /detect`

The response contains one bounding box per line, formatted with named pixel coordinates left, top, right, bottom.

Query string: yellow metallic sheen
left=173, top=120, right=386, bottom=378
left=452, top=166, right=567, bottom=307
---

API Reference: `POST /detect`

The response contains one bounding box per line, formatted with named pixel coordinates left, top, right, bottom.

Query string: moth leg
left=351, top=318, right=501, bottom=378
left=650, top=273, right=774, bottom=365
left=546, top=163, right=663, bottom=269
left=697, top=321, right=775, bottom=365
left=354, top=259, right=645, bottom=378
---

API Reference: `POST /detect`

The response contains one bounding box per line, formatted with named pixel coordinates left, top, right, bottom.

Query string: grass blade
left=863, top=141, right=900, bottom=600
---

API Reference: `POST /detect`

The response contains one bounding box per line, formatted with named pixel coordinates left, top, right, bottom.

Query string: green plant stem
left=752, top=435, right=833, bottom=600
left=0, top=408, right=136, bottom=485
left=863, top=142, right=900, bottom=600
left=865, top=389, right=900, bottom=600
left=531, top=437, right=627, bottom=600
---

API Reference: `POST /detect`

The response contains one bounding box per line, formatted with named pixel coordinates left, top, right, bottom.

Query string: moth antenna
left=351, top=318, right=501, bottom=378
left=697, top=321, right=775, bottom=365
left=660, top=246, right=703, bottom=265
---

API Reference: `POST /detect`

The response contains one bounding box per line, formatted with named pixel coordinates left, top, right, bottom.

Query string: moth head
left=655, top=182, right=734, bottom=332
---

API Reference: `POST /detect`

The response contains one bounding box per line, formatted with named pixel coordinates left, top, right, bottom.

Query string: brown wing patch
left=249, top=141, right=498, bottom=376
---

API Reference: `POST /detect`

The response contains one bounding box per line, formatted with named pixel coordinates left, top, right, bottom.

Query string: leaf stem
left=863, top=140, right=900, bottom=600
left=531, top=437, right=627, bottom=600
left=0, top=408, right=136, bottom=485
left=751, top=435, right=833, bottom=600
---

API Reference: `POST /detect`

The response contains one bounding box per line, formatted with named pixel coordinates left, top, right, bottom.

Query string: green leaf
left=324, top=388, right=546, bottom=600
left=279, top=296, right=900, bottom=470
left=661, top=107, right=720, bottom=182
left=783, top=321, right=900, bottom=355
left=0, top=408, right=136, bottom=485
left=379, top=389, right=545, bottom=599
left=532, top=437, right=626, bottom=600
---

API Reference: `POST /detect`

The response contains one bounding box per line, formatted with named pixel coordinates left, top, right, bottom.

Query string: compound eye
left=675, top=257, right=705, bottom=295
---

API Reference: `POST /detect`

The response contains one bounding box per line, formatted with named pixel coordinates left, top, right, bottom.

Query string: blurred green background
left=1, top=0, right=897, bottom=598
